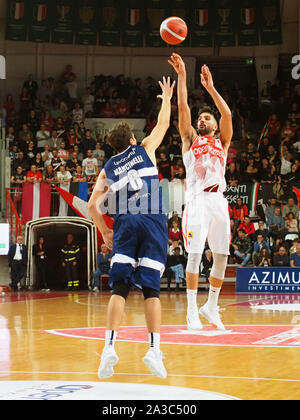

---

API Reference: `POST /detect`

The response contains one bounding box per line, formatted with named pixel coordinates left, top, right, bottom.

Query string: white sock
left=105, top=330, right=117, bottom=348
left=149, top=332, right=160, bottom=351
left=207, top=285, right=221, bottom=310
left=187, top=289, right=198, bottom=313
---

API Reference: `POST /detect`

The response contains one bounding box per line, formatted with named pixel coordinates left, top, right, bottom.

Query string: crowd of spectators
left=229, top=196, right=300, bottom=268
left=3, top=63, right=300, bottom=284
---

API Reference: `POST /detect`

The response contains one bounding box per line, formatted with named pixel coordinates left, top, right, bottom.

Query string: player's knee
left=112, top=280, right=131, bottom=300
left=142, top=286, right=160, bottom=300
left=186, top=253, right=202, bottom=274
left=210, top=253, right=228, bottom=280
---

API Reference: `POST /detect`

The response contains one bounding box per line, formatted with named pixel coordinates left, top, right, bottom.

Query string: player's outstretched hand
left=102, top=229, right=113, bottom=251
left=157, top=76, right=176, bottom=101
left=200, top=65, right=214, bottom=92
left=168, top=53, right=186, bottom=76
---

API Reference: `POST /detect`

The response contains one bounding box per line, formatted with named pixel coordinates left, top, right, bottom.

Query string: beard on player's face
left=197, top=119, right=217, bottom=136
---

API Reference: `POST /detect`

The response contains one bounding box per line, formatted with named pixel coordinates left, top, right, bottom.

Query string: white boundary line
left=0, top=370, right=300, bottom=383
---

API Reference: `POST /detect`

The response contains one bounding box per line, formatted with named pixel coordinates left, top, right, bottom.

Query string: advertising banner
left=236, top=267, right=300, bottom=294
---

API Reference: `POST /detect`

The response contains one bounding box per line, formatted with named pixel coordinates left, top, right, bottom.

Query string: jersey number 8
left=128, top=169, right=143, bottom=191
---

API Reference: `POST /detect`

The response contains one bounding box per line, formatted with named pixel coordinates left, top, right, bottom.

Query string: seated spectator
left=12, top=150, right=29, bottom=172
left=67, top=127, right=80, bottom=150
left=41, top=110, right=54, bottom=132
left=57, top=141, right=69, bottom=161
left=241, top=157, right=259, bottom=183
left=267, top=206, right=285, bottom=240
left=225, top=162, right=240, bottom=187
left=173, top=165, right=185, bottom=181
left=101, top=101, right=114, bottom=118
left=72, top=102, right=84, bottom=124
left=6, top=126, right=15, bottom=144
left=43, top=165, right=56, bottom=184
left=166, top=247, right=186, bottom=291
left=48, top=129, right=62, bottom=150
left=26, top=164, right=42, bottom=183
left=66, top=151, right=82, bottom=174
left=73, top=165, right=87, bottom=183
left=252, top=234, right=271, bottom=266
left=281, top=119, right=296, bottom=140
left=230, top=218, right=238, bottom=241
left=282, top=197, right=299, bottom=220
left=4, top=94, right=15, bottom=119
left=201, top=249, right=213, bottom=282
left=273, top=246, right=290, bottom=267
left=26, top=109, right=40, bottom=135
left=232, top=197, right=248, bottom=226
left=93, top=142, right=105, bottom=170
left=115, top=98, right=130, bottom=117
left=285, top=212, right=299, bottom=234
left=168, top=220, right=183, bottom=244
left=168, top=211, right=182, bottom=229
left=11, top=166, right=26, bottom=186
left=232, top=229, right=252, bottom=267
left=158, top=152, right=172, bottom=180
left=18, top=123, right=33, bottom=149
left=256, top=247, right=272, bottom=267
left=81, top=129, right=96, bottom=156
left=290, top=243, right=300, bottom=267
left=290, top=238, right=299, bottom=255
left=92, top=244, right=112, bottom=292
left=227, top=142, right=238, bottom=164
left=36, top=123, right=51, bottom=150
left=41, top=144, right=53, bottom=168
left=238, top=216, right=255, bottom=239
left=51, top=148, right=64, bottom=171
left=168, top=239, right=184, bottom=256
left=259, top=158, right=276, bottom=183
left=81, top=87, right=94, bottom=115
left=33, top=152, right=45, bottom=172
left=254, top=220, right=269, bottom=240
left=82, top=149, right=98, bottom=178
left=25, top=140, right=37, bottom=164
left=265, top=197, right=279, bottom=222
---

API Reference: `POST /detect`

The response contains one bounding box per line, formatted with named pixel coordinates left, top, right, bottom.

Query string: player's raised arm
left=168, top=53, right=197, bottom=154
left=141, top=76, right=175, bottom=163
left=88, top=169, right=113, bottom=249
left=200, top=65, right=233, bottom=149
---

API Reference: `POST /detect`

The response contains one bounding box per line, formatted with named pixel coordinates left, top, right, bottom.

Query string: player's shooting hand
left=201, top=65, right=214, bottom=92
left=157, top=76, right=176, bottom=101
left=168, top=53, right=186, bottom=75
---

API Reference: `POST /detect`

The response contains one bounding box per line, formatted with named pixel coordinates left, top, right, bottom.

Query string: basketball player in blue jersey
left=88, top=77, right=175, bottom=379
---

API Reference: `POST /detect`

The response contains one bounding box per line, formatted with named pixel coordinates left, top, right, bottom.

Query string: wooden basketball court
left=1, top=289, right=300, bottom=400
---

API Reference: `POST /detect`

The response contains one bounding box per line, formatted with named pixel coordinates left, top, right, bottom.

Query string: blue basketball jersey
left=104, top=145, right=165, bottom=216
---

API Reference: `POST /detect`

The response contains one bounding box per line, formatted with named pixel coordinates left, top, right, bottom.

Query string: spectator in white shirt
left=36, top=123, right=50, bottom=150
left=81, top=87, right=94, bottom=115
left=82, top=149, right=98, bottom=176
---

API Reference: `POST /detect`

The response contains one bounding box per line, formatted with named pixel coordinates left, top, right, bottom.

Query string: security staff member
left=61, top=233, right=80, bottom=290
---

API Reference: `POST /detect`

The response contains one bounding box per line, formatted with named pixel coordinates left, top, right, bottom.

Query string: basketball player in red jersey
left=169, top=53, right=233, bottom=331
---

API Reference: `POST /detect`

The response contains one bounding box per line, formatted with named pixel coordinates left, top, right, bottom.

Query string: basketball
left=160, top=17, right=188, bottom=45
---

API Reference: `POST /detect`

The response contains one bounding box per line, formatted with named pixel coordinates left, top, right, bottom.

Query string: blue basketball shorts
left=109, top=213, right=168, bottom=292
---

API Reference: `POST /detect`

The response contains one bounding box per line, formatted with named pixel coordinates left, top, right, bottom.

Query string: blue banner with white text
left=236, top=267, right=300, bottom=293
